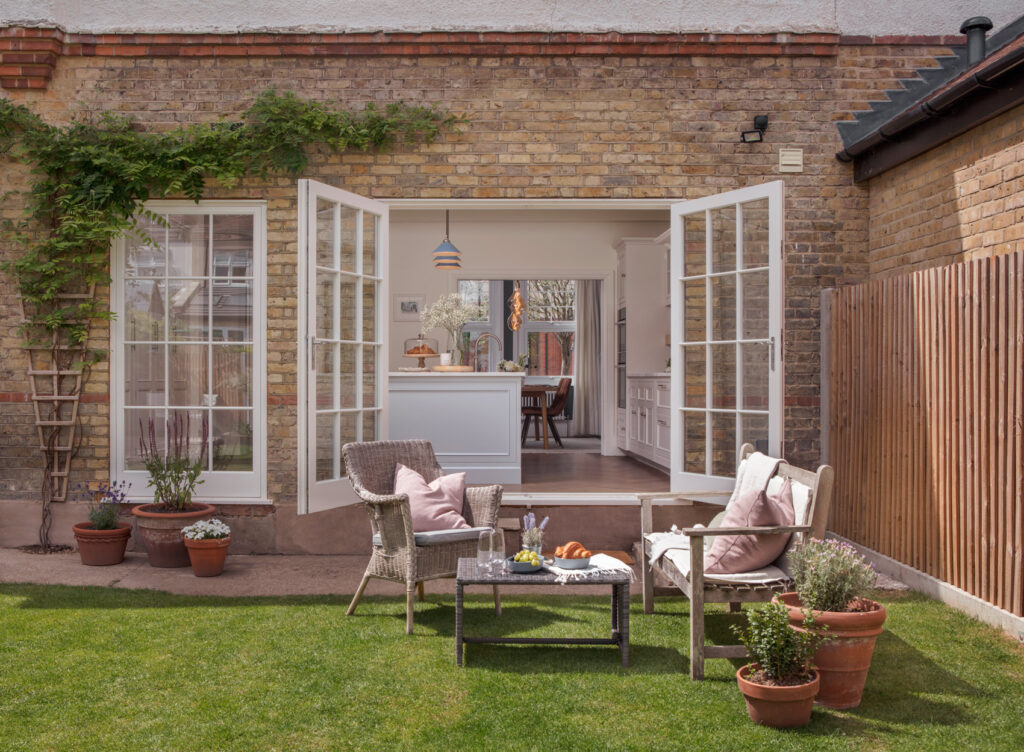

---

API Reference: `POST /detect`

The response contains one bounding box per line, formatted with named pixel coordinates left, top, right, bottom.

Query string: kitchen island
left=388, top=371, right=525, bottom=484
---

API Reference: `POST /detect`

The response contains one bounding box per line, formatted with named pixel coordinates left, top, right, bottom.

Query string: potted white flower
left=181, top=518, right=231, bottom=577
left=420, top=293, right=483, bottom=365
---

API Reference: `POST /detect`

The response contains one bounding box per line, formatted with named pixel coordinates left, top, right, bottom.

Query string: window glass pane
left=683, top=280, right=705, bottom=343
left=528, top=280, right=575, bottom=322
left=741, top=198, right=770, bottom=269
left=339, top=344, right=357, bottom=408
left=362, top=410, right=378, bottom=443
left=124, top=279, right=165, bottom=341
left=362, top=212, right=378, bottom=277
left=316, top=199, right=337, bottom=270
left=316, top=271, right=335, bottom=341
left=125, top=344, right=165, bottom=406
left=459, top=280, right=489, bottom=321
left=125, top=215, right=166, bottom=277
left=166, top=409, right=210, bottom=470
left=340, top=411, right=358, bottom=467
left=710, top=205, right=737, bottom=273
left=339, top=277, right=357, bottom=341
left=741, top=271, right=769, bottom=340
left=315, top=412, right=337, bottom=481
left=741, top=343, right=770, bottom=410
left=315, top=343, right=336, bottom=411
left=211, top=214, right=253, bottom=277
left=711, top=412, right=736, bottom=476
left=362, top=279, right=377, bottom=342
left=683, top=412, right=706, bottom=474
left=527, top=331, right=574, bottom=377
left=710, top=343, right=736, bottom=410
left=683, top=345, right=705, bottom=408
left=125, top=409, right=166, bottom=470
left=683, top=213, right=706, bottom=277
left=168, top=344, right=208, bottom=406
left=168, top=280, right=209, bottom=341
left=166, top=215, right=209, bottom=277
left=212, top=344, right=252, bottom=407
left=212, top=409, right=253, bottom=471
left=740, top=413, right=770, bottom=456
left=710, top=274, right=736, bottom=342
left=340, top=206, right=358, bottom=274
left=211, top=279, right=252, bottom=342
left=362, top=346, right=377, bottom=408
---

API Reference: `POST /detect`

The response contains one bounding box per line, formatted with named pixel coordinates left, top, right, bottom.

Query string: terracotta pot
left=736, top=664, right=819, bottom=729
left=72, top=522, right=132, bottom=566
left=776, top=592, right=887, bottom=709
left=184, top=536, right=231, bottom=577
left=131, top=503, right=216, bottom=568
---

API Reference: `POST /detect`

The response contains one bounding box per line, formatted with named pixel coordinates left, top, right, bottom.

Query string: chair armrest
left=353, top=487, right=408, bottom=506
left=465, top=484, right=502, bottom=527
left=682, top=524, right=812, bottom=537
left=635, top=491, right=732, bottom=502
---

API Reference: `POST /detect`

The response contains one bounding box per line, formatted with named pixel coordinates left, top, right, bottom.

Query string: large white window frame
left=109, top=200, right=268, bottom=503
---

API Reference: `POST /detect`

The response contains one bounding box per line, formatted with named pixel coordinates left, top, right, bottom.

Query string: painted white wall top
left=0, top=1, right=1018, bottom=37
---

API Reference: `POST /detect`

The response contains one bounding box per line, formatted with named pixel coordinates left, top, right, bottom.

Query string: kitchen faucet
left=473, top=332, right=504, bottom=371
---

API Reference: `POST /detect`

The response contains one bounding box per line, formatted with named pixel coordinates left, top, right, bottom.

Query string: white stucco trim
left=0, top=1, right=1016, bottom=38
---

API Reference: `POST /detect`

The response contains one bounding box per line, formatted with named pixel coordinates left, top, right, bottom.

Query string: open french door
left=297, top=180, right=388, bottom=514
left=669, top=181, right=784, bottom=493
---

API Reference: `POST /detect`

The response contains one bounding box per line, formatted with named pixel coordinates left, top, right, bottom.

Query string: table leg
left=618, top=584, right=630, bottom=667
left=541, top=402, right=549, bottom=449
left=456, top=583, right=464, bottom=667
left=611, top=587, right=619, bottom=633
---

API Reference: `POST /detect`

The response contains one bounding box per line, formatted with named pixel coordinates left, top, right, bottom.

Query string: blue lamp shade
left=432, top=240, right=462, bottom=269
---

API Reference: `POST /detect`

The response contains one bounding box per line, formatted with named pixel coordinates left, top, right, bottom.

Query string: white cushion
left=372, top=526, right=492, bottom=548
left=662, top=547, right=790, bottom=585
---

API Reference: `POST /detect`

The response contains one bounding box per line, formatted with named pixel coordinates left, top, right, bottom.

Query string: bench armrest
left=682, top=524, right=811, bottom=537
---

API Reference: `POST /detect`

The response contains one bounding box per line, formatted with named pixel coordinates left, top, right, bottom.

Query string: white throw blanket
left=647, top=451, right=782, bottom=568
left=543, top=553, right=635, bottom=585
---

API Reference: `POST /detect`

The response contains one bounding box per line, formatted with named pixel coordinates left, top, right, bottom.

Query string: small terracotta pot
left=72, top=522, right=132, bottom=566
left=776, top=592, right=887, bottom=709
left=131, top=503, right=216, bottom=568
left=184, top=536, right=231, bottom=577
left=736, top=664, right=819, bottom=729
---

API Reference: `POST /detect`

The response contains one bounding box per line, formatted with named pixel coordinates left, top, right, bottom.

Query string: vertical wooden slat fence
left=829, top=250, right=1023, bottom=617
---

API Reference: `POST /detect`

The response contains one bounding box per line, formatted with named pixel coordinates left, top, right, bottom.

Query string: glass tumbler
left=478, top=528, right=493, bottom=573
left=489, top=528, right=506, bottom=573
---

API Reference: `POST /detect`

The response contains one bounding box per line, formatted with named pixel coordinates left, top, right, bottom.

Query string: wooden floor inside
left=505, top=451, right=669, bottom=493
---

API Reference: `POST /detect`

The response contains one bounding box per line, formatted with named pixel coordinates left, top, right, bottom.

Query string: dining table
left=521, top=383, right=559, bottom=449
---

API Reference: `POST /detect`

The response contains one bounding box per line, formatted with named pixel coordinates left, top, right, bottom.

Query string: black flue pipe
left=959, top=16, right=994, bottom=65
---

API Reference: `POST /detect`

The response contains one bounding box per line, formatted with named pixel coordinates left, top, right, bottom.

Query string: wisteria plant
left=182, top=518, right=231, bottom=541
left=789, top=538, right=877, bottom=613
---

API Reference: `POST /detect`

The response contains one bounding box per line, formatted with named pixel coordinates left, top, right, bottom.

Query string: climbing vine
left=0, top=89, right=463, bottom=549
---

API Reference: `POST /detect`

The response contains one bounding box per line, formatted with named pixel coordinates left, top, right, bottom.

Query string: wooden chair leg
left=417, top=581, right=425, bottom=602
left=347, top=574, right=371, bottom=616
left=493, top=585, right=501, bottom=617
left=521, top=415, right=531, bottom=445
left=547, top=416, right=564, bottom=448
left=690, top=592, right=705, bottom=680
left=406, top=586, right=415, bottom=635
left=640, top=498, right=654, bottom=614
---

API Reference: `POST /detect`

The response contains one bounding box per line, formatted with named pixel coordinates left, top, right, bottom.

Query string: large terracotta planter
left=736, top=664, right=819, bottom=729
left=72, top=522, right=132, bottom=566
left=184, top=536, right=231, bottom=577
left=131, top=503, right=216, bottom=568
left=776, top=592, right=887, bottom=709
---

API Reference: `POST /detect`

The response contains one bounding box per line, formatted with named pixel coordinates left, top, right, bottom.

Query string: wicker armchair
left=342, top=440, right=503, bottom=634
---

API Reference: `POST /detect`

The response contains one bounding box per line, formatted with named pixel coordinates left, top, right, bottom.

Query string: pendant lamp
left=432, top=209, right=462, bottom=269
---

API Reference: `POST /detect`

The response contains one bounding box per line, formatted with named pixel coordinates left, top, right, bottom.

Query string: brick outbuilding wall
left=867, top=102, right=1024, bottom=278
left=0, top=32, right=955, bottom=550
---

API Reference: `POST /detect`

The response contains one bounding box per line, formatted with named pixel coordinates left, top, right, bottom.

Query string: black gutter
left=836, top=38, right=1024, bottom=181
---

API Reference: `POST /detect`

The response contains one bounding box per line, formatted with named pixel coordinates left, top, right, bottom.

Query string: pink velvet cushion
left=704, top=479, right=794, bottom=574
left=394, top=463, right=470, bottom=532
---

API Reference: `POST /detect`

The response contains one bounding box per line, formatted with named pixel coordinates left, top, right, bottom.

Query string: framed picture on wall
left=393, top=294, right=426, bottom=322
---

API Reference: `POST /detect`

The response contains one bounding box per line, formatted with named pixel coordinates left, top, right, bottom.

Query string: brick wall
left=867, top=102, right=1024, bottom=278
left=0, top=37, right=951, bottom=546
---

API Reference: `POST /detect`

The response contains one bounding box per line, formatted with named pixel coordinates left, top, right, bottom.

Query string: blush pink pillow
left=394, top=463, right=470, bottom=532
left=704, top=479, right=794, bottom=574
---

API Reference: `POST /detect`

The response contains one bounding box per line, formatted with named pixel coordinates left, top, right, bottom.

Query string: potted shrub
left=775, top=538, right=886, bottom=709
left=182, top=518, right=231, bottom=577
left=732, top=601, right=825, bottom=729
left=71, top=481, right=132, bottom=566
left=131, top=414, right=215, bottom=568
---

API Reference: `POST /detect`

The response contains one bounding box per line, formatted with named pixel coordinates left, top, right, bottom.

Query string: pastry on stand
left=402, top=334, right=439, bottom=371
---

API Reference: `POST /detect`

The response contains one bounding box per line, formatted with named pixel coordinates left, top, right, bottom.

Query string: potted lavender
left=521, top=512, right=548, bottom=556
left=72, top=481, right=132, bottom=566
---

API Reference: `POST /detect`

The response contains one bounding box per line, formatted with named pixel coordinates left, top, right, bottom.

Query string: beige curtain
left=570, top=279, right=602, bottom=437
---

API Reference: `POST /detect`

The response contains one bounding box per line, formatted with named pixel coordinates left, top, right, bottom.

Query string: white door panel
left=669, top=181, right=783, bottom=493
left=297, top=180, right=388, bottom=514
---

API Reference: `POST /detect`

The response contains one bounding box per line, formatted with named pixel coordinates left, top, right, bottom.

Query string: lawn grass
left=2, top=585, right=1023, bottom=751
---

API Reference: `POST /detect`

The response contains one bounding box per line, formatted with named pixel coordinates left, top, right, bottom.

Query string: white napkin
left=543, top=553, right=636, bottom=585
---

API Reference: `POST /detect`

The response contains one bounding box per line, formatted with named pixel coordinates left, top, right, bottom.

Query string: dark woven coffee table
left=455, top=557, right=630, bottom=667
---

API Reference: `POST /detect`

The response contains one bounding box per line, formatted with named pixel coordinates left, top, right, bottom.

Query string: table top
left=521, top=384, right=560, bottom=394
left=456, top=557, right=631, bottom=585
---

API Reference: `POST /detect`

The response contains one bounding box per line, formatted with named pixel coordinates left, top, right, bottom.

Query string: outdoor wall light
left=741, top=115, right=769, bottom=143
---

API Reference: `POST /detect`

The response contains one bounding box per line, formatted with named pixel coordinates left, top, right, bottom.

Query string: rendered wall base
left=830, top=533, right=1024, bottom=644
left=1, top=498, right=719, bottom=556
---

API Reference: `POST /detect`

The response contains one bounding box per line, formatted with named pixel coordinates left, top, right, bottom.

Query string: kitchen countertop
left=626, top=372, right=670, bottom=378
left=389, top=371, right=526, bottom=377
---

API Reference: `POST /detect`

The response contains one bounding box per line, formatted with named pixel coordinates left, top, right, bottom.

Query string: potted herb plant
left=521, top=512, right=548, bottom=555
left=775, top=538, right=886, bottom=709
left=182, top=518, right=231, bottom=577
left=131, top=414, right=215, bottom=568
left=732, top=601, right=825, bottom=729
left=71, top=481, right=133, bottom=566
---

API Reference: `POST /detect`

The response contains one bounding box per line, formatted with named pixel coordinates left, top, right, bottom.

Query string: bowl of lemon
left=509, top=549, right=544, bottom=573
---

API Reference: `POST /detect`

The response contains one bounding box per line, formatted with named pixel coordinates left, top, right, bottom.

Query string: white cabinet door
left=669, top=182, right=783, bottom=493
left=297, top=180, right=388, bottom=514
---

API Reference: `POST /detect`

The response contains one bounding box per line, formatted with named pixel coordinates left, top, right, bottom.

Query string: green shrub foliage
left=732, top=602, right=825, bottom=683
